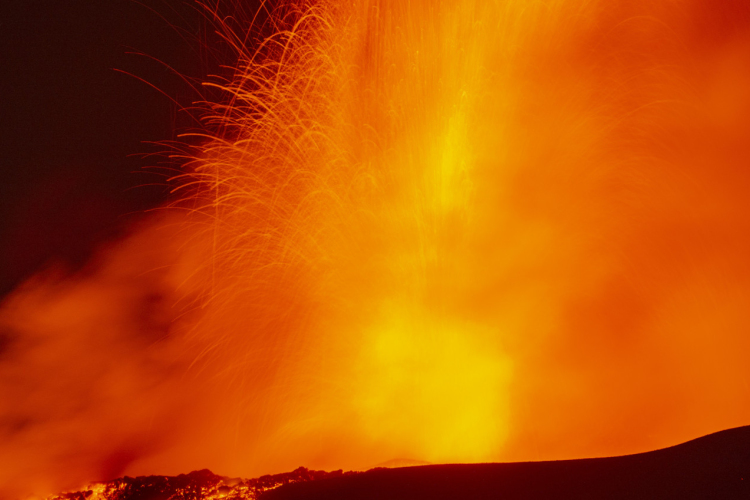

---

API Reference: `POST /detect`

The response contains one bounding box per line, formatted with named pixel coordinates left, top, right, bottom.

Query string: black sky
left=0, top=0, right=208, bottom=297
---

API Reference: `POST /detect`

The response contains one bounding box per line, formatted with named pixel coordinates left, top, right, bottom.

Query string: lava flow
left=1, top=0, right=750, bottom=498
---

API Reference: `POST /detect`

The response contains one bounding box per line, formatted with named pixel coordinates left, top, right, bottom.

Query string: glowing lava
left=1, top=0, right=750, bottom=497
left=171, top=0, right=750, bottom=473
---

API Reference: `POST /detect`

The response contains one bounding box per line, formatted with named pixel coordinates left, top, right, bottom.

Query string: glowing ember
left=1, top=0, right=750, bottom=497
left=46, top=468, right=353, bottom=500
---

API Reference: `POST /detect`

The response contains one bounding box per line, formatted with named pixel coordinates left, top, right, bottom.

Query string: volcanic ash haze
left=2, top=0, right=750, bottom=496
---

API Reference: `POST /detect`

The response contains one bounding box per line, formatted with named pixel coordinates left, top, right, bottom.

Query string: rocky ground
left=48, top=467, right=356, bottom=500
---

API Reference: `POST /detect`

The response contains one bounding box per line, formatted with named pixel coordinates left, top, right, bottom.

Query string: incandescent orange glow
left=2, top=0, right=750, bottom=497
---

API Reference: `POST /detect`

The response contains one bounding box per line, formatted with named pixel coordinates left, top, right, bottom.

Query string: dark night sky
left=0, top=0, right=209, bottom=297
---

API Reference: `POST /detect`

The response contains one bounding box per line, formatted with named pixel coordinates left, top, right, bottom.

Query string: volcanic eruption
left=1, top=0, right=749, bottom=497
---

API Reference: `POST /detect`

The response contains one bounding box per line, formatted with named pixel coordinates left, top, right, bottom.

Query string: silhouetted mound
left=263, top=426, right=750, bottom=500
left=48, top=426, right=750, bottom=500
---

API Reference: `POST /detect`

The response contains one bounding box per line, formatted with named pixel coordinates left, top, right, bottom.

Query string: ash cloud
left=0, top=214, right=214, bottom=498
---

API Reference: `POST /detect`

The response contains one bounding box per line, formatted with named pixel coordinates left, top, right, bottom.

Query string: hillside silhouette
left=262, top=426, right=750, bottom=500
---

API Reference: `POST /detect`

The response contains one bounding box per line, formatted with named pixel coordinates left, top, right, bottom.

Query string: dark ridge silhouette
left=46, top=426, right=750, bottom=500
left=261, top=426, right=750, bottom=500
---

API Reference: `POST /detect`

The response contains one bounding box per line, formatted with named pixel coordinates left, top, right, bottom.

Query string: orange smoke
left=2, top=0, right=750, bottom=497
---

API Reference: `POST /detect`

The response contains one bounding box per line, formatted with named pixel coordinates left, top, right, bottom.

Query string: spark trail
left=172, top=0, right=750, bottom=474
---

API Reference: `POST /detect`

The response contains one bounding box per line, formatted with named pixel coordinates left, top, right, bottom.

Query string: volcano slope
left=262, top=425, right=750, bottom=500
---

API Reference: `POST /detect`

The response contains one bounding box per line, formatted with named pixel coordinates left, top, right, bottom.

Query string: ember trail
left=175, top=0, right=750, bottom=475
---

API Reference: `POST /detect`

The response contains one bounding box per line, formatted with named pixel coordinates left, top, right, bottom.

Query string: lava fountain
left=1, top=0, right=750, bottom=497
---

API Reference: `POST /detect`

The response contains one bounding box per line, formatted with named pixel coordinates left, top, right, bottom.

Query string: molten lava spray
left=2, top=0, right=750, bottom=497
